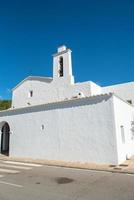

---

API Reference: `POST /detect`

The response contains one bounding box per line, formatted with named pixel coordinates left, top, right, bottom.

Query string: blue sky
left=0, top=0, right=134, bottom=99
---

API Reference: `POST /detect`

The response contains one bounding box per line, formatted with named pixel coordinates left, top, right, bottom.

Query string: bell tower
left=53, top=45, right=74, bottom=84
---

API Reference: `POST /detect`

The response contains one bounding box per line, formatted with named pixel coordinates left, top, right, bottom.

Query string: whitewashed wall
left=12, top=79, right=102, bottom=109
left=12, top=79, right=53, bottom=108
left=112, top=95, right=134, bottom=164
left=12, top=45, right=103, bottom=109
left=13, top=79, right=134, bottom=109
left=0, top=95, right=118, bottom=164
left=103, top=82, right=134, bottom=105
left=89, top=81, right=102, bottom=95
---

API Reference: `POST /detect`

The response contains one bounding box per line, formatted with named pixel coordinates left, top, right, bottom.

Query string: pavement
left=0, top=154, right=134, bottom=174
left=0, top=159, right=134, bottom=199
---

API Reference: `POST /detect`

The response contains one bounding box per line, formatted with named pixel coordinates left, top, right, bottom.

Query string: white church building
left=0, top=45, right=134, bottom=165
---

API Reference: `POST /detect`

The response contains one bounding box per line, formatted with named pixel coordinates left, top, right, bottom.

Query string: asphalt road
left=0, top=161, right=134, bottom=200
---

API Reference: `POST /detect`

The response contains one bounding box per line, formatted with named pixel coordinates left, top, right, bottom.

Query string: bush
left=0, top=100, right=12, bottom=111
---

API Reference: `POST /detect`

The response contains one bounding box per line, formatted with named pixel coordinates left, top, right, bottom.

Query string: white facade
left=103, top=82, right=134, bottom=106
left=11, top=46, right=102, bottom=109
left=0, top=45, right=134, bottom=165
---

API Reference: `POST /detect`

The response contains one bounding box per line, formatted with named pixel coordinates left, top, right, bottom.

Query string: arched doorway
left=1, top=122, right=10, bottom=156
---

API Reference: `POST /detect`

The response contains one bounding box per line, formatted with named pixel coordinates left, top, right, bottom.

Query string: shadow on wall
left=0, top=94, right=112, bottom=117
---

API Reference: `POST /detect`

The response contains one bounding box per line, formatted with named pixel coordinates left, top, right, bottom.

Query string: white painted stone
left=103, top=82, right=134, bottom=106
left=0, top=94, right=118, bottom=164
left=57, top=45, right=67, bottom=53
left=0, top=45, right=134, bottom=165
left=112, top=95, right=134, bottom=163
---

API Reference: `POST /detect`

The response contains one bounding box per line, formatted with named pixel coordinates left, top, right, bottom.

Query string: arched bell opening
left=58, top=56, right=64, bottom=77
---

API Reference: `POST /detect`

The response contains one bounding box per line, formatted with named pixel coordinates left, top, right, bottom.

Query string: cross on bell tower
left=53, top=45, right=74, bottom=85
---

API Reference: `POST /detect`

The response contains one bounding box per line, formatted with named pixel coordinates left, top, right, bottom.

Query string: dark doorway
left=1, top=122, right=10, bottom=156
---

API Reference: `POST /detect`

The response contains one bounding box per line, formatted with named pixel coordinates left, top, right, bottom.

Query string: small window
left=41, top=125, right=45, bottom=130
left=131, top=121, right=134, bottom=140
left=127, top=100, right=132, bottom=104
left=29, top=90, right=33, bottom=97
left=131, top=132, right=134, bottom=140
left=120, top=125, right=125, bottom=144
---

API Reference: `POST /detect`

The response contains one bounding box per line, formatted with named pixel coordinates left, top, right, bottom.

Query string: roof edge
left=0, top=93, right=113, bottom=115
left=103, top=81, right=134, bottom=88
left=12, top=76, right=53, bottom=91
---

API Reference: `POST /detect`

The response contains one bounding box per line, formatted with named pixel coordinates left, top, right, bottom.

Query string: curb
left=0, top=155, right=134, bottom=175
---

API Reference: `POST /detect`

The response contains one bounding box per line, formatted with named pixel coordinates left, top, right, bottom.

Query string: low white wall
left=89, top=81, right=102, bottom=96
left=112, top=96, right=134, bottom=164
left=103, top=82, right=134, bottom=105
left=0, top=95, right=118, bottom=164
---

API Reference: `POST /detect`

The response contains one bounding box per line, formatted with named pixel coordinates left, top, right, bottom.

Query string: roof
left=12, top=76, right=53, bottom=91
left=0, top=92, right=133, bottom=117
left=104, top=81, right=134, bottom=88
left=0, top=93, right=113, bottom=117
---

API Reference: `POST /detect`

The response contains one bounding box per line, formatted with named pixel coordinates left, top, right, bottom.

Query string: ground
left=0, top=160, right=134, bottom=200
